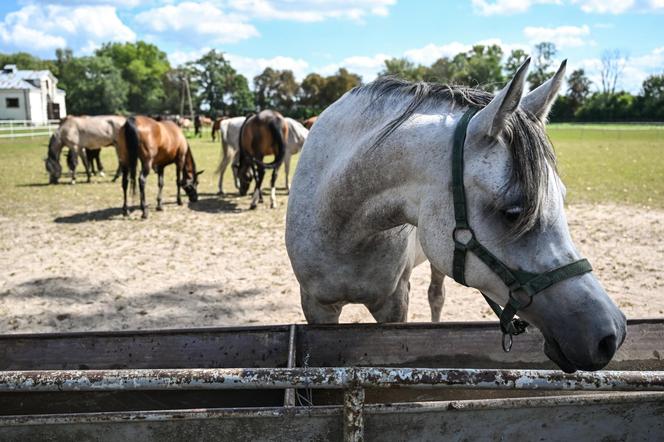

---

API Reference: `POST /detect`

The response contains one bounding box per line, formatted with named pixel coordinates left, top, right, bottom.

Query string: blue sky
left=0, top=0, right=662, bottom=92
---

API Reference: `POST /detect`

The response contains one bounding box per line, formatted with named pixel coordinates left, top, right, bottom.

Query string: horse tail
left=256, top=117, right=286, bottom=169
left=124, top=116, right=140, bottom=196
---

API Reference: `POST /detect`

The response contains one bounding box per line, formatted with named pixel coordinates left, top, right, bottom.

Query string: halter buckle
left=453, top=227, right=473, bottom=248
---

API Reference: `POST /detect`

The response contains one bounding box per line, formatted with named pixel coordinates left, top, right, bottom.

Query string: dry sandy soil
left=0, top=196, right=663, bottom=334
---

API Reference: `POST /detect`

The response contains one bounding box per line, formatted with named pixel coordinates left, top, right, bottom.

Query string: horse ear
left=469, top=57, right=530, bottom=139
left=196, top=170, right=205, bottom=176
left=521, top=59, right=567, bottom=122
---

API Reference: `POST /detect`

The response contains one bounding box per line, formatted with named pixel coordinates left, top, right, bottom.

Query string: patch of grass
left=0, top=124, right=661, bottom=218
left=548, top=124, right=664, bottom=208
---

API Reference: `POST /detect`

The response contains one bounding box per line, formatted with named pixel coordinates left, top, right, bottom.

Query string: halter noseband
left=451, top=108, right=592, bottom=352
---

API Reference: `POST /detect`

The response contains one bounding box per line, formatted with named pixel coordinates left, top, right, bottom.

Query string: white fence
left=0, top=119, right=60, bottom=139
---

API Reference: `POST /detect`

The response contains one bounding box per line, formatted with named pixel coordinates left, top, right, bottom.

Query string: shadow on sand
left=189, top=196, right=242, bottom=214
left=54, top=207, right=126, bottom=224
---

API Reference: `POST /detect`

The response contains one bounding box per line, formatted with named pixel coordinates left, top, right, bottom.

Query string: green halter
left=451, top=108, right=592, bottom=351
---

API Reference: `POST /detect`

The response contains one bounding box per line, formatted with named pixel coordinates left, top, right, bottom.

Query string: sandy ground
left=0, top=197, right=663, bottom=334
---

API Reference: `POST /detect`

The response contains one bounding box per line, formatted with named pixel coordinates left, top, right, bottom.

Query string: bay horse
left=303, top=116, right=318, bottom=129
left=45, top=115, right=125, bottom=184
left=237, top=110, right=288, bottom=209
left=211, top=116, right=229, bottom=142
left=216, top=116, right=308, bottom=195
left=118, top=116, right=202, bottom=219
left=285, top=59, right=626, bottom=373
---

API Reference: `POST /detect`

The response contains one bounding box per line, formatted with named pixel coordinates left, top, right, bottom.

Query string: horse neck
left=183, top=147, right=196, bottom=178
left=321, top=102, right=460, bottom=241
left=48, top=131, right=63, bottom=159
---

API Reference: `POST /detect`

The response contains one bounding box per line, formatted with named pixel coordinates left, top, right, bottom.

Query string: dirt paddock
left=1, top=194, right=662, bottom=334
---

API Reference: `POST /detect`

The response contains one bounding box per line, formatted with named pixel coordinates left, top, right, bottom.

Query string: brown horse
left=237, top=110, right=288, bottom=209
left=118, top=116, right=202, bottom=219
left=211, top=116, right=229, bottom=142
left=303, top=115, right=318, bottom=129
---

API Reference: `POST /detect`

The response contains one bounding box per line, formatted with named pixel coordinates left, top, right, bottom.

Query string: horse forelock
left=352, top=76, right=558, bottom=239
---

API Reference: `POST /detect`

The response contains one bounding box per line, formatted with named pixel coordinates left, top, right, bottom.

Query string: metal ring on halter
left=502, top=333, right=513, bottom=352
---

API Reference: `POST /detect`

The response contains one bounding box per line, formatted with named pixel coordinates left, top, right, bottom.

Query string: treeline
left=1, top=41, right=662, bottom=122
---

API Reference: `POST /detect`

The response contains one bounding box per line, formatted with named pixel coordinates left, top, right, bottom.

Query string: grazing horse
left=303, top=116, right=318, bottom=129
left=285, top=59, right=626, bottom=373
left=45, top=115, right=125, bottom=184
left=118, top=116, right=202, bottom=219
left=216, top=116, right=308, bottom=195
left=237, top=110, right=288, bottom=209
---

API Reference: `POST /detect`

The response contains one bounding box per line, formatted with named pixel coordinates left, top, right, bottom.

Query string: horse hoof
left=70, top=181, right=76, bottom=185
left=177, top=200, right=183, bottom=206
left=141, top=213, right=148, bottom=219
left=249, top=204, right=257, bottom=210
left=122, top=209, right=129, bottom=217
left=99, top=171, right=105, bottom=177
left=156, top=205, right=163, bottom=212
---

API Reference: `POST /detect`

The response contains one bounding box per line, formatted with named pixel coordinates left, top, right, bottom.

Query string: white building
left=0, top=64, right=67, bottom=123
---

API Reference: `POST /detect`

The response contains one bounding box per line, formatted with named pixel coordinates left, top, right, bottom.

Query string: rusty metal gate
left=1, top=320, right=663, bottom=441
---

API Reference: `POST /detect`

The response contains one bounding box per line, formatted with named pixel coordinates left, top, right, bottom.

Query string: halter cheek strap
left=451, top=108, right=592, bottom=351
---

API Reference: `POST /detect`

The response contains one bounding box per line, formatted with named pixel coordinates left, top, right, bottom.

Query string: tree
left=95, top=41, right=171, bottom=113
left=59, top=56, right=128, bottom=115
left=300, top=73, right=327, bottom=107
left=379, top=58, right=427, bottom=81
left=504, top=49, right=529, bottom=78
left=424, top=57, right=455, bottom=83
left=443, top=45, right=504, bottom=90
left=187, top=49, right=254, bottom=115
left=321, top=68, right=361, bottom=104
left=639, top=74, right=664, bottom=121
left=253, top=68, right=299, bottom=112
left=567, top=69, right=592, bottom=110
left=527, top=42, right=557, bottom=90
left=0, top=51, right=55, bottom=72
left=600, top=49, right=627, bottom=95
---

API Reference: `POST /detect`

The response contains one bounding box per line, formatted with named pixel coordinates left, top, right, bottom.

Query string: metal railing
left=1, top=367, right=663, bottom=442
left=0, top=119, right=60, bottom=139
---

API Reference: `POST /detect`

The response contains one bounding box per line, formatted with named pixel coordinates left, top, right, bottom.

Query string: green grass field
left=0, top=124, right=662, bottom=217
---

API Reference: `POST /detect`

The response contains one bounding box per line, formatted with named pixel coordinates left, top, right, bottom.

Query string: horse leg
left=428, top=264, right=446, bottom=322
left=78, top=148, right=92, bottom=183
left=112, top=144, right=122, bottom=182
left=249, top=164, right=263, bottom=210
left=96, top=151, right=105, bottom=177
left=269, top=167, right=279, bottom=209
left=139, top=165, right=150, bottom=219
left=85, top=149, right=96, bottom=175
left=156, top=167, right=165, bottom=211
left=67, top=147, right=78, bottom=184
left=284, top=153, right=291, bottom=194
left=121, top=164, right=130, bottom=216
left=176, top=163, right=182, bottom=206
left=217, top=147, right=234, bottom=195
left=368, top=276, right=410, bottom=323
left=300, top=288, right=342, bottom=324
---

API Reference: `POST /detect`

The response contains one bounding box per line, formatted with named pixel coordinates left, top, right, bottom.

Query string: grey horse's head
left=418, top=59, right=626, bottom=372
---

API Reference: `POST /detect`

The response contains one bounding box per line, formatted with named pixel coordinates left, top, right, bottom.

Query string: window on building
left=6, top=98, right=19, bottom=108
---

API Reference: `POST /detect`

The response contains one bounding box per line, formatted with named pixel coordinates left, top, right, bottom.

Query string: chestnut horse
left=118, top=116, right=202, bottom=219
left=237, top=110, right=288, bottom=209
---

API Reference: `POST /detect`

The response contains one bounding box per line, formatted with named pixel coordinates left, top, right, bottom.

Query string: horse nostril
left=597, top=334, right=617, bottom=361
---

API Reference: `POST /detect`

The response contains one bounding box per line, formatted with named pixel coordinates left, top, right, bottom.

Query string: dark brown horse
left=302, top=115, right=318, bottom=129
left=211, top=116, right=229, bottom=142
left=237, top=110, right=288, bottom=209
left=118, top=116, right=202, bottom=219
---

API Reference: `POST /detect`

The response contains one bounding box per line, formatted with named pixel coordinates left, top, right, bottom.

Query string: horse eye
left=502, top=206, right=523, bottom=223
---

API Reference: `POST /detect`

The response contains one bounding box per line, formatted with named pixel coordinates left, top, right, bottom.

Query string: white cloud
left=523, top=24, right=591, bottom=48
left=570, top=0, right=635, bottom=14
left=227, top=0, right=396, bottom=22
left=226, top=54, right=310, bottom=81
left=318, top=53, right=390, bottom=81
left=471, top=0, right=561, bottom=15
left=404, top=39, right=527, bottom=65
left=135, top=2, right=259, bottom=44
left=573, top=47, right=664, bottom=93
left=0, top=4, right=135, bottom=54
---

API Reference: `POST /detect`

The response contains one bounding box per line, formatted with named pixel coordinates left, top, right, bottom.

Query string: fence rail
left=0, top=119, right=60, bottom=139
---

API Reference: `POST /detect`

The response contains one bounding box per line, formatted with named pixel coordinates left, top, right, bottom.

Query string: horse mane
left=351, top=76, right=558, bottom=238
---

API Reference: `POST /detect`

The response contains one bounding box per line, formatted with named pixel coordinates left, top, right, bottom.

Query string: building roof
left=0, top=78, right=39, bottom=90
left=0, top=65, right=55, bottom=91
